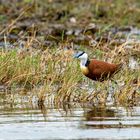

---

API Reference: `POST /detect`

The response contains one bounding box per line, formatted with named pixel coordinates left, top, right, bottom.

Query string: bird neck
left=80, top=58, right=90, bottom=75
left=80, top=58, right=90, bottom=67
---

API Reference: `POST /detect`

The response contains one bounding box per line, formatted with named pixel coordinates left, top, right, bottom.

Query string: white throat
left=80, top=58, right=88, bottom=67
left=79, top=53, right=88, bottom=67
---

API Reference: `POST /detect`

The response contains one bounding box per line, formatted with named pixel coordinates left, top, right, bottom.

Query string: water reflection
left=82, top=106, right=140, bottom=129
left=84, top=107, right=116, bottom=120
left=0, top=93, right=140, bottom=139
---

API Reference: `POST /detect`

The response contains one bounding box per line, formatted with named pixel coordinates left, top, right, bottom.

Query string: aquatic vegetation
left=0, top=0, right=139, bottom=106
left=0, top=38, right=139, bottom=106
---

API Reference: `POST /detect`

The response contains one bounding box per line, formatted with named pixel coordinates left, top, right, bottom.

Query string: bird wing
left=89, top=59, right=118, bottom=79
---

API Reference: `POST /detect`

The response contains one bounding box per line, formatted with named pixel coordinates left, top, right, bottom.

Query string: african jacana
left=74, top=51, right=122, bottom=82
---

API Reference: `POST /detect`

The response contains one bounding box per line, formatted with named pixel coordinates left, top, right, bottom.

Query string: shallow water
left=0, top=95, right=140, bottom=140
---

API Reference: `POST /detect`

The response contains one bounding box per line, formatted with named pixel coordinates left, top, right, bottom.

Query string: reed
left=0, top=40, right=139, bottom=106
left=0, top=0, right=139, bottom=106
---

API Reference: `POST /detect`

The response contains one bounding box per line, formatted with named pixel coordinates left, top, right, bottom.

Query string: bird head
left=73, top=51, right=88, bottom=60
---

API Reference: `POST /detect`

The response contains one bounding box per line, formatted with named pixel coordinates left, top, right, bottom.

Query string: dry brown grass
left=0, top=37, right=139, bottom=107
left=0, top=0, right=139, bottom=107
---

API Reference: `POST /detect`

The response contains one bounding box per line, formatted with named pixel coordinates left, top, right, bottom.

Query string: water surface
left=0, top=95, right=140, bottom=140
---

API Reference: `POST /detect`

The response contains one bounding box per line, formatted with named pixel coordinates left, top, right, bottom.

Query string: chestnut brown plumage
left=85, top=59, right=122, bottom=81
left=74, top=51, right=122, bottom=82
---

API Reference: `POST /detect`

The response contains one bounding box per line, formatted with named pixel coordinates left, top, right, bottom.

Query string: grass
left=0, top=0, right=139, bottom=106
left=0, top=0, right=140, bottom=32
left=0, top=39, right=139, bottom=106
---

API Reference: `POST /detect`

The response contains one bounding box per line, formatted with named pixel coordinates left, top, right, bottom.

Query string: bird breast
left=80, top=66, right=89, bottom=75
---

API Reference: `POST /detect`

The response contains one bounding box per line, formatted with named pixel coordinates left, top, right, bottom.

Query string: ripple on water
left=0, top=101, right=140, bottom=140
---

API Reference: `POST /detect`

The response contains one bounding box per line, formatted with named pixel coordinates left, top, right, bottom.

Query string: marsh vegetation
left=0, top=0, right=140, bottom=139
left=0, top=0, right=139, bottom=105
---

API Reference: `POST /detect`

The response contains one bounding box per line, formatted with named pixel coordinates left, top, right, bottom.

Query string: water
left=0, top=95, right=140, bottom=140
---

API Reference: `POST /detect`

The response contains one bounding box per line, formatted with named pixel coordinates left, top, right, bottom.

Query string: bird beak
left=73, top=53, right=79, bottom=58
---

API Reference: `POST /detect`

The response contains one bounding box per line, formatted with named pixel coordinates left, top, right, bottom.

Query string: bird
left=74, top=51, right=122, bottom=82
